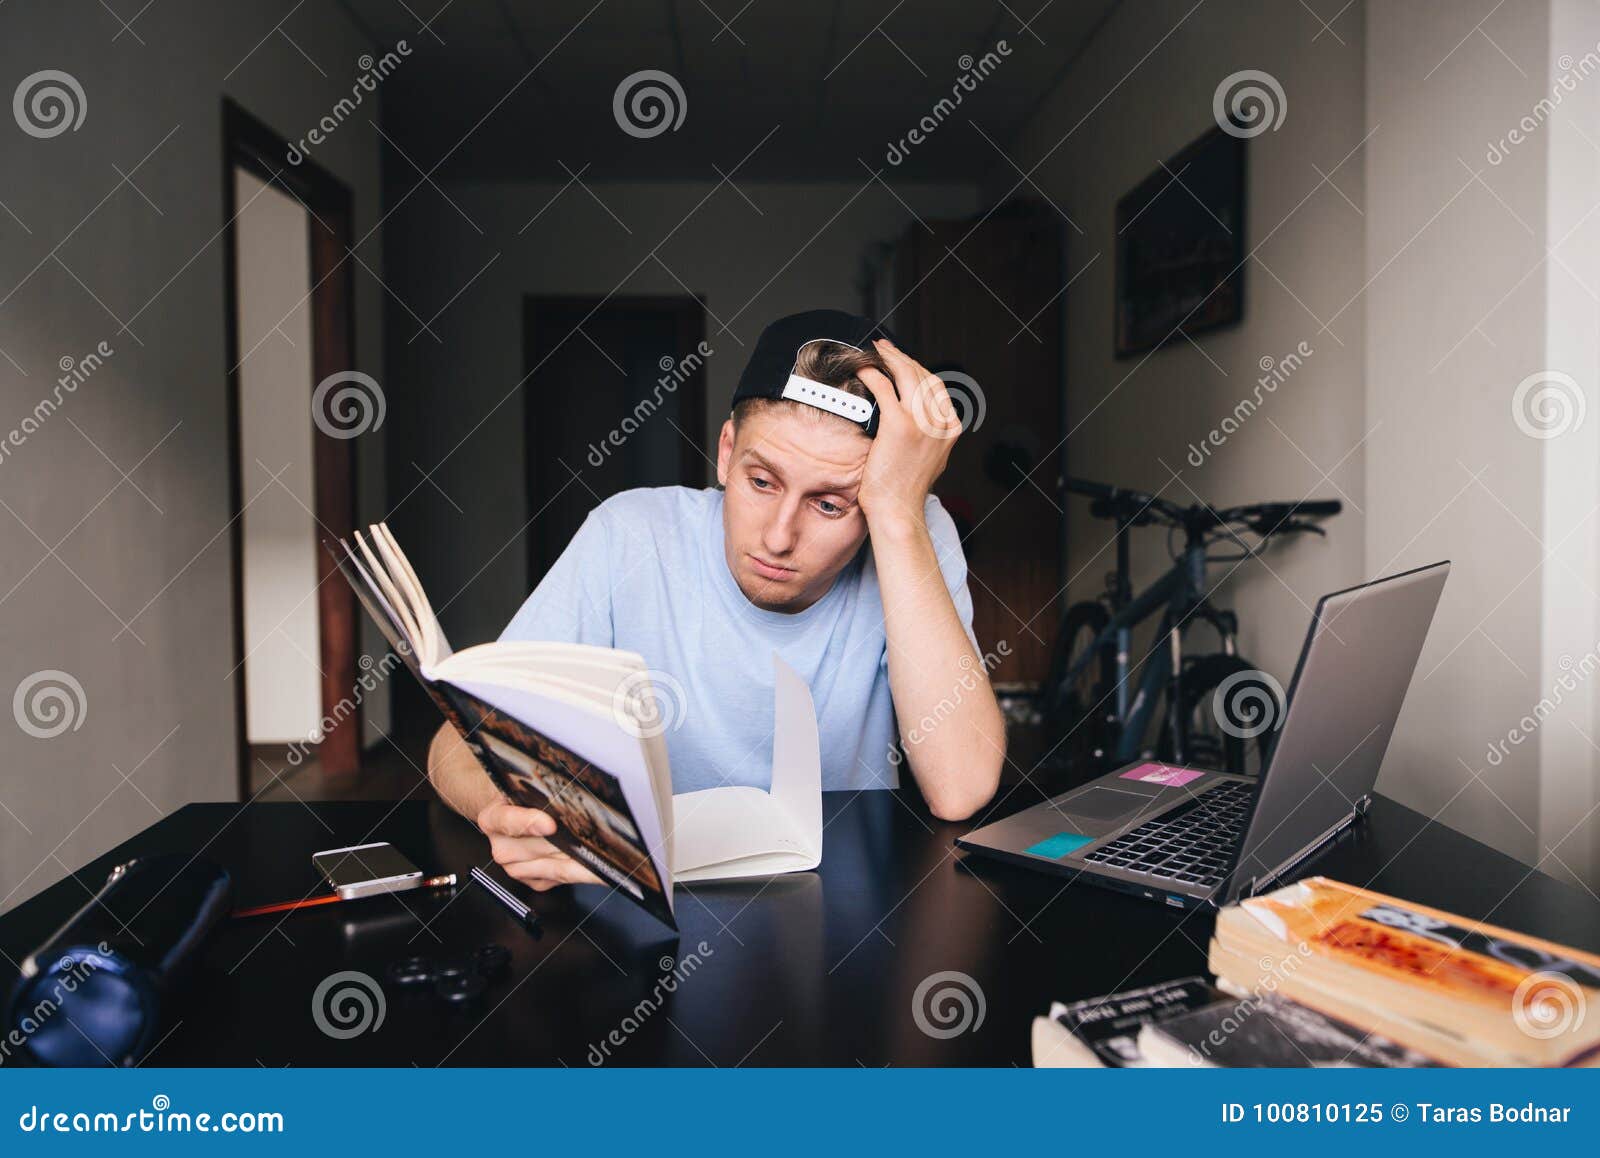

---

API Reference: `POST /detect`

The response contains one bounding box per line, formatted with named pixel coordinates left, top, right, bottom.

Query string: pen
left=470, top=865, right=541, bottom=933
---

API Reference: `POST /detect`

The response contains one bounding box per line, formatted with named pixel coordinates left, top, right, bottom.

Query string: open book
left=330, top=522, right=823, bottom=930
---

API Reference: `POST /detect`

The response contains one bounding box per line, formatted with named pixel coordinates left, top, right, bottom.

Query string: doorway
left=222, top=100, right=361, bottom=798
left=522, top=296, right=708, bottom=586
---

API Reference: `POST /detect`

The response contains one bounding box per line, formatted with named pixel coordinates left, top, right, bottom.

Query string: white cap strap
left=780, top=374, right=874, bottom=424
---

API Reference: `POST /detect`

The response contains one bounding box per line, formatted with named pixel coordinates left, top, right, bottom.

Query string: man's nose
left=763, top=501, right=800, bottom=555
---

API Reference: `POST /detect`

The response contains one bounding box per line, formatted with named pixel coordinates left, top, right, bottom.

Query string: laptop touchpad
left=1058, top=786, right=1149, bottom=821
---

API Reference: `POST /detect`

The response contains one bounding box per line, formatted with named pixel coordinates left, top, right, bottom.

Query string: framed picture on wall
left=1114, top=124, right=1246, bottom=357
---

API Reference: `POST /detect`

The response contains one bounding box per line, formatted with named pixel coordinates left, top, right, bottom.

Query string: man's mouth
left=748, top=554, right=796, bottom=581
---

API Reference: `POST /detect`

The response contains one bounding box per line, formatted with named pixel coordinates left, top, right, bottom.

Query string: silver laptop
left=957, top=562, right=1449, bottom=910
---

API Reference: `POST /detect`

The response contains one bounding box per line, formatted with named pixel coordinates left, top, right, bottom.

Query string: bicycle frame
left=1048, top=476, right=1336, bottom=775
left=1063, top=532, right=1236, bottom=765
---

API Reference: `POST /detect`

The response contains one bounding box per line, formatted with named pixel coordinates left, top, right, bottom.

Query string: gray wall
left=0, top=1, right=388, bottom=911
left=1000, top=0, right=1599, bottom=886
left=1365, top=0, right=1600, bottom=886
left=1000, top=0, right=1370, bottom=691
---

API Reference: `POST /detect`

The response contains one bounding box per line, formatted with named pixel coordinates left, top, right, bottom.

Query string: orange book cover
left=1234, top=877, right=1600, bottom=1057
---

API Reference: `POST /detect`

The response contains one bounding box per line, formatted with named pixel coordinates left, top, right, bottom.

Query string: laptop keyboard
left=1081, top=779, right=1254, bottom=887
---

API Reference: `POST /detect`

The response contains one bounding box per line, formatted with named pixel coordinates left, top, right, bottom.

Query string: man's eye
left=816, top=499, right=843, bottom=516
left=751, top=476, right=772, bottom=489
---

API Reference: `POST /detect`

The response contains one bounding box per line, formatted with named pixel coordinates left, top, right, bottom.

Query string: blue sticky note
left=1024, top=831, right=1094, bottom=859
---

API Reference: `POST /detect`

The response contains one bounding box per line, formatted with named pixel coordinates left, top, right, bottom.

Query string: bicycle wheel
left=1164, top=653, right=1281, bottom=776
left=1040, top=601, right=1118, bottom=780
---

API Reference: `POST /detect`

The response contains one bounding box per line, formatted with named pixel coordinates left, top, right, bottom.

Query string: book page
left=340, top=540, right=405, bottom=646
left=374, top=523, right=451, bottom=661
left=670, top=654, right=821, bottom=880
left=671, top=787, right=812, bottom=879
left=353, top=530, right=424, bottom=657
left=369, top=523, right=449, bottom=664
left=767, top=655, right=822, bottom=854
left=440, top=642, right=645, bottom=685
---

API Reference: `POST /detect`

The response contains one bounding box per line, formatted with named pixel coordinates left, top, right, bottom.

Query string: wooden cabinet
left=865, top=204, right=1065, bottom=690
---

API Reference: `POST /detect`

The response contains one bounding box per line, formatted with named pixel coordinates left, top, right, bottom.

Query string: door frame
left=521, top=295, right=707, bottom=583
left=221, top=98, right=362, bottom=797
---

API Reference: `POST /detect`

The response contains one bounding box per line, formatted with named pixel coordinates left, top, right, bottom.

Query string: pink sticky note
left=1119, top=762, right=1205, bottom=787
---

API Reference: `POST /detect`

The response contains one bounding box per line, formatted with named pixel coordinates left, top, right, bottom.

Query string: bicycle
left=1039, top=476, right=1341, bottom=781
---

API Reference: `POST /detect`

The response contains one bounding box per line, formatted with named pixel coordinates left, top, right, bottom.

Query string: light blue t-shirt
left=499, top=485, right=977, bottom=794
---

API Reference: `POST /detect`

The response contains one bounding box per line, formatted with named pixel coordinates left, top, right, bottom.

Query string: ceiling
left=337, top=0, right=1121, bottom=182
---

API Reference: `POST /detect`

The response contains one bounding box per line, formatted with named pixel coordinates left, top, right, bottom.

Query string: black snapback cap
left=732, top=309, right=902, bottom=437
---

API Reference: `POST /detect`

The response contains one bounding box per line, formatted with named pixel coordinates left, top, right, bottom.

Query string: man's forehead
left=736, top=413, right=868, bottom=485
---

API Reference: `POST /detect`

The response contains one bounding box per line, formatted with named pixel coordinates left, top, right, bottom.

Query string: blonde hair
left=731, top=340, right=885, bottom=431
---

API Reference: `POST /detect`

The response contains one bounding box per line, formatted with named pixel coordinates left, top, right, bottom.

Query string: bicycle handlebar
left=1059, top=476, right=1186, bottom=523
left=1058, top=476, right=1125, bottom=502
left=1216, top=498, right=1343, bottom=525
left=1059, top=475, right=1341, bottom=538
left=1231, top=499, right=1341, bottom=519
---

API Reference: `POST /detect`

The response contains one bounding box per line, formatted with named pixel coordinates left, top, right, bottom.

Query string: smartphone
left=312, top=842, right=424, bottom=900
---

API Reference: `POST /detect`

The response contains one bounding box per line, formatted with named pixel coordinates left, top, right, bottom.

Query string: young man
left=427, top=309, right=1005, bottom=891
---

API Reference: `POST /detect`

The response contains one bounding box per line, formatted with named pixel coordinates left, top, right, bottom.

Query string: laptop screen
left=1225, top=561, right=1449, bottom=902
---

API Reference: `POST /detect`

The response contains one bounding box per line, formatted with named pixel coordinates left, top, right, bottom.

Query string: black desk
left=2, top=791, right=1597, bottom=1066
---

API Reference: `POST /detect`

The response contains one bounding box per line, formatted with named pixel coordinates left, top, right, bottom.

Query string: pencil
left=232, top=873, right=457, bottom=918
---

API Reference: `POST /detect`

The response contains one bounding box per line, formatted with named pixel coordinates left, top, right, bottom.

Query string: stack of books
left=1034, top=876, right=1600, bottom=1067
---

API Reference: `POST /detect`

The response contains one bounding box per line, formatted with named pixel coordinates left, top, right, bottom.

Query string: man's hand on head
left=855, top=337, right=962, bottom=531
left=475, top=800, right=602, bottom=891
